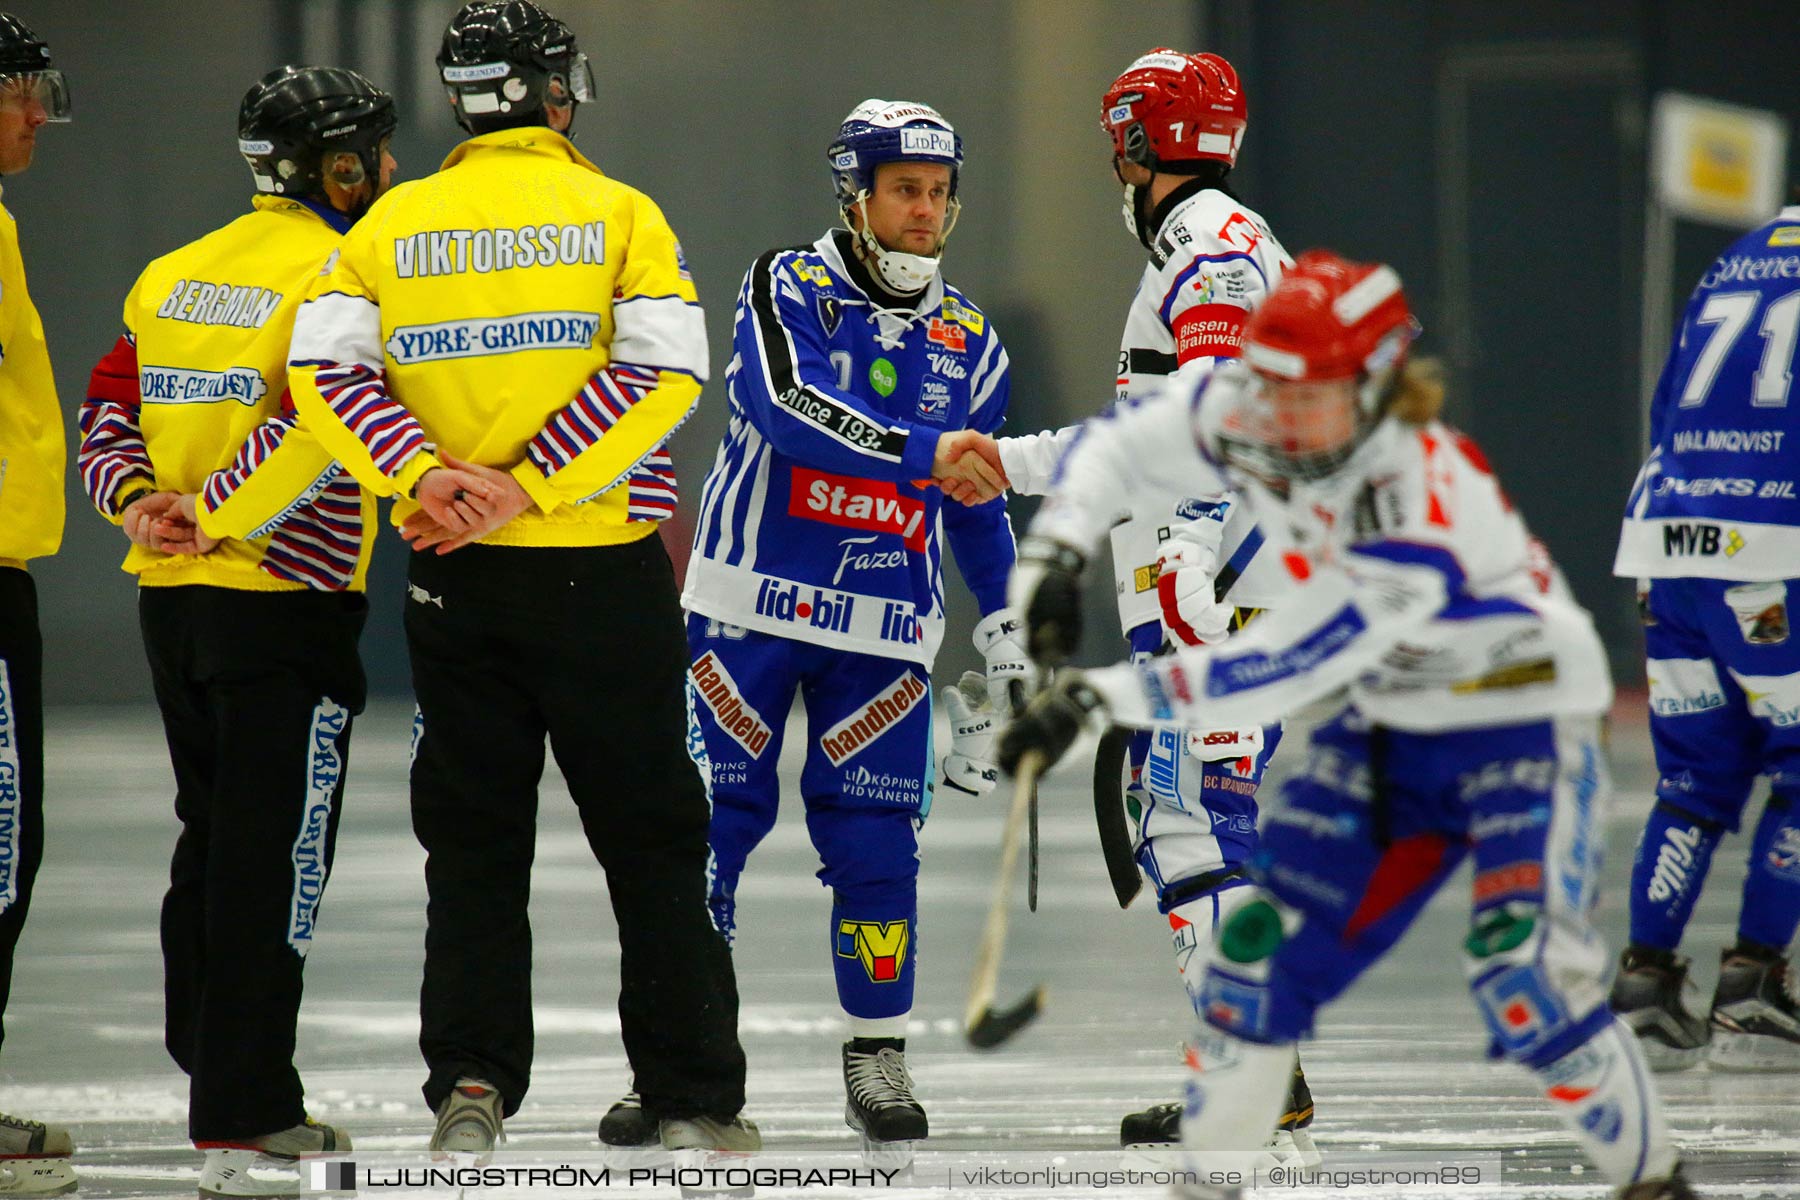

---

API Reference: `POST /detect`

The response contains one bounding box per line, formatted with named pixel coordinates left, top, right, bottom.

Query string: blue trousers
left=1199, top=708, right=1616, bottom=1071
left=687, top=615, right=933, bottom=1020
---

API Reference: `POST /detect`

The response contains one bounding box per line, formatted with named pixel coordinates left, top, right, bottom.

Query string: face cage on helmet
left=1217, top=426, right=1365, bottom=495
left=840, top=175, right=962, bottom=251
left=325, top=132, right=394, bottom=200
left=0, top=70, right=70, bottom=122
left=1217, top=373, right=1377, bottom=491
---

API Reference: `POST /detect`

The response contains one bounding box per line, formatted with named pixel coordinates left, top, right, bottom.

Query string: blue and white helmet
left=827, top=99, right=963, bottom=294
left=827, top=99, right=963, bottom=208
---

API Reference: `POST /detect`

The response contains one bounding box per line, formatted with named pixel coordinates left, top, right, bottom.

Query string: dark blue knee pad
left=706, top=790, right=781, bottom=941
left=1742, top=792, right=1800, bottom=949
left=807, top=806, right=920, bottom=1019
left=1627, top=800, right=1727, bottom=951
left=807, top=806, right=918, bottom=900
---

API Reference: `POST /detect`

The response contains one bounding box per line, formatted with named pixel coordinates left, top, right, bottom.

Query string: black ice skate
left=1120, top=1101, right=1182, bottom=1149
left=1123, top=1061, right=1318, bottom=1167
left=598, top=1089, right=658, bottom=1148
left=1618, top=1163, right=1698, bottom=1200
left=1708, top=940, right=1800, bottom=1070
left=1275, top=1061, right=1319, bottom=1164
left=1609, top=944, right=1710, bottom=1070
left=842, top=1038, right=928, bottom=1145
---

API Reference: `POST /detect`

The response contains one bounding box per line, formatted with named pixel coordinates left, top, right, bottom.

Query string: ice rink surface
left=7, top=695, right=1797, bottom=1199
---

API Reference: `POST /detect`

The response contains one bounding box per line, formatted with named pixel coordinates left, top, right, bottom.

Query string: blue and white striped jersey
left=683, top=229, right=1015, bottom=666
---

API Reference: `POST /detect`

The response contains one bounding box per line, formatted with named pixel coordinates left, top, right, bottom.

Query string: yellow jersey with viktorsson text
left=287, top=127, right=706, bottom=548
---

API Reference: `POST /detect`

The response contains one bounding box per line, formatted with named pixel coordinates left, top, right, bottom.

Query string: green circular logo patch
left=869, top=358, right=897, bottom=396
left=1219, top=898, right=1285, bottom=964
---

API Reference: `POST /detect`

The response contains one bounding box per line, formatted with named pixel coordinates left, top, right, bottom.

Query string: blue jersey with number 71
left=1616, top=204, right=1800, bottom=582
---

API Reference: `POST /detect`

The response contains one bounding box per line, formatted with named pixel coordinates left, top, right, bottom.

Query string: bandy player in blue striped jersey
left=595, top=100, right=1019, bottom=1157
left=987, top=49, right=1311, bottom=1155
left=1609, top=200, right=1800, bottom=1072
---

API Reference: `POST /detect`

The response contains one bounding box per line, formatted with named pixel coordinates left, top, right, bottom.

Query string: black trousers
left=0, top=568, right=46, bottom=1056
left=406, top=537, right=746, bottom=1121
left=139, top=585, right=366, bottom=1141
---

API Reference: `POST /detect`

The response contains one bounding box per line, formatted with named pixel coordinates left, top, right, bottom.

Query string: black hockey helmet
left=437, top=1, right=593, bottom=136
left=0, top=13, right=69, bottom=122
left=238, top=66, right=396, bottom=208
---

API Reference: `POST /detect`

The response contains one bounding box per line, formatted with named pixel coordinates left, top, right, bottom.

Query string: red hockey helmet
left=1225, top=251, right=1421, bottom=483
left=1242, top=251, right=1417, bottom=398
left=1101, top=49, right=1247, bottom=171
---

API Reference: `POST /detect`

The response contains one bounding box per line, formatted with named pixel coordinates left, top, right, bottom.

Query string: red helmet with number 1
left=1101, top=48, right=1247, bottom=172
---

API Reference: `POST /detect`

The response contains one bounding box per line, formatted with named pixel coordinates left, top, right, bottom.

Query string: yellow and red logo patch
left=836, top=918, right=909, bottom=983
left=925, top=318, right=967, bottom=353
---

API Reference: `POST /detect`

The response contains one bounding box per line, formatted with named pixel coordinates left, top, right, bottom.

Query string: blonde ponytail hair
left=1386, top=357, right=1446, bottom=425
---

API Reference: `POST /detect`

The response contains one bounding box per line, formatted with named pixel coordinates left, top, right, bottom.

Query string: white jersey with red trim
left=1115, top=187, right=1290, bottom=404
left=999, top=187, right=1291, bottom=634
left=1105, top=188, right=1292, bottom=633
left=1031, top=366, right=1613, bottom=731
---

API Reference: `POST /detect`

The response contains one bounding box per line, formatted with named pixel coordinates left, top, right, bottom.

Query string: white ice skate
left=1123, top=1104, right=1318, bottom=1176
left=196, top=1118, right=350, bottom=1199
left=660, top=1115, right=759, bottom=1198
left=429, top=1078, right=503, bottom=1164
left=0, top=1110, right=75, bottom=1197
left=1262, top=1127, right=1322, bottom=1171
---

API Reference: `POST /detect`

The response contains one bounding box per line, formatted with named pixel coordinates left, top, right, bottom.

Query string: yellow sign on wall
left=1654, top=93, right=1789, bottom=229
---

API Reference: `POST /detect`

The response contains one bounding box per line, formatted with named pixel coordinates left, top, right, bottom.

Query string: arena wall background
left=12, top=0, right=1798, bottom=703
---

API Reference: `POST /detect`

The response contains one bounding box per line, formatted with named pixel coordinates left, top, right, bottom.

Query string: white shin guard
left=1167, top=887, right=1256, bottom=1019
left=1179, top=1029, right=1297, bottom=1160
left=1532, top=1018, right=1677, bottom=1190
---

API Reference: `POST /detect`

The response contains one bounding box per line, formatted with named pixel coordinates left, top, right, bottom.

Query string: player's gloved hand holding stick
left=1004, top=532, right=1145, bottom=906
left=1156, top=508, right=1236, bottom=646
left=996, top=673, right=1109, bottom=778
left=1008, top=535, right=1088, bottom=668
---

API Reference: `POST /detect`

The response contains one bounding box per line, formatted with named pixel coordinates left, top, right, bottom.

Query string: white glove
left=973, top=607, right=1035, bottom=714
left=940, top=671, right=998, bottom=797
left=1156, top=517, right=1235, bottom=646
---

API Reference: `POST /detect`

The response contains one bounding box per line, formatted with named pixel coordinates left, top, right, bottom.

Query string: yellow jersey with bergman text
left=0, top=195, right=63, bottom=570
left=286, top=127, right=705, bottom=547
left=76, top=196, right=373, bottom=591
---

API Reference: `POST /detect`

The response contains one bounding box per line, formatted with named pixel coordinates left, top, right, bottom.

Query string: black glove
left=997, top=673, right=1106, bottom=775
left=1012, top=537, right=1086, bottom=669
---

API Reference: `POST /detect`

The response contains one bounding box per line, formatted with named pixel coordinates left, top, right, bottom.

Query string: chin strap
left=1121, top=180, right=1154, bottom=248
left=844, top=193, right=958, bottom=296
